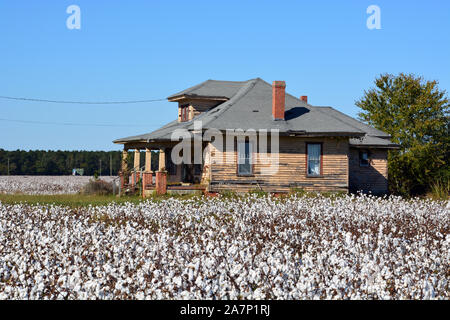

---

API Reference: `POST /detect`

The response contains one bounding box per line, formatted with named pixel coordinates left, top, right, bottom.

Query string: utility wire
left=0, top=117, right=160, bottom=128
left=0, top=95, right=166, bottom=104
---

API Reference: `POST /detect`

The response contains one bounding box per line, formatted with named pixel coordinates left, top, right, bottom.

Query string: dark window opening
left=359, top=151, right=370, bottom=167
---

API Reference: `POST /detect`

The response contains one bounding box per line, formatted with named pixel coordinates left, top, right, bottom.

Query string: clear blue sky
left=1, top=0, right=449, bottom=151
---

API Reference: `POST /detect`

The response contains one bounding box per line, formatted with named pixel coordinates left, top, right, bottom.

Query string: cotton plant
left=0, top=176, right=117, bottom=195
left=0, top=194, right=448, bottom=300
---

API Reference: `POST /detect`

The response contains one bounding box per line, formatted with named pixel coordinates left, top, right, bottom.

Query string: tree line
left=0, top=150, right=159, bottom=176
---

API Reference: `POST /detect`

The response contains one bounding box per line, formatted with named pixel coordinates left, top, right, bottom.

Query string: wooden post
left=134, top=149, right=140, bottom=171
left=158, top=148, right=166, bottom=172
left=121, top=149, right=128, bottom=172
left=120, top=149, right=129, bottom=189
left=130, top=149, right=140, bottom=188
left=145, top=148, right=152, bottom=172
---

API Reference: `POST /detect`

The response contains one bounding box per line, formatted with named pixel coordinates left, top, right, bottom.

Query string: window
left=185, top=106, right=189, bottom=121
left=307, top=143, right=322, bottom=176
left=359, top=151, right=370, bottom=167
left=180, top=104, right=189, bottom=122
left=237, top=141, right=253, bottom=175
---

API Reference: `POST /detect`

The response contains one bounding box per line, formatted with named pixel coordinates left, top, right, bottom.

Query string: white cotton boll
left=36, top=282, right=45, bottom=292
left=173, top=276, right=182, bottom=287
left=345, top=232, right=353, bottom=247
left=195, top=276, right=203, bottom=288
left=0, top=193, right=448, bottom=299
left=188, top=268, right=194, bottom=282
left=422, top=280, right=436, bottom=300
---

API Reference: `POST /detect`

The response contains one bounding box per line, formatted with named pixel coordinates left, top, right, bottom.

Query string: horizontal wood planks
left=348, top=148, right=388, bottom=194
left=209, top=136, right=350, bottom=193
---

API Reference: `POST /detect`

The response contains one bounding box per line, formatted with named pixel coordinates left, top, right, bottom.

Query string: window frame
left=306, top=142, right=323, bottom=177
left=236, top=139, right=254, bottom=176
left=359, top=150, right=370, bottom=167
left=180, top=104, right=189, bottom=122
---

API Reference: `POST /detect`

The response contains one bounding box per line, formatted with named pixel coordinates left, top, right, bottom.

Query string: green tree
left=356, top=73, right=449, bottom=196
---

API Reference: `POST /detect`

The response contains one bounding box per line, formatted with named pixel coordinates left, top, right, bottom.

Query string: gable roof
left=114, top=78, right=398, bottom=148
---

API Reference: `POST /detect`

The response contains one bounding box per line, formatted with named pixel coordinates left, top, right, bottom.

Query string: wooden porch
left=119, top=142, right=209, bottom=197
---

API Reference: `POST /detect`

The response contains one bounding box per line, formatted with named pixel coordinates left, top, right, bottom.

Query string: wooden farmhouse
left=114, top=78, right=399, bottom=196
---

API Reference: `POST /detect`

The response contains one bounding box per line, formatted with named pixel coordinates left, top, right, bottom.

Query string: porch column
left=120, top=149, right=129, bottom=189
left=142, top=148, right=154, bottom=196
left=145, top=148, right=152, bottom=172
left=121, top=149, right=129, bottom=172
left=158, top=148, right=166, bottom=172
left=156, top=148, right=167, bottom=195
left=131, top=149, right=141, bottom=187
left=134, top=149, right=140, bottom=170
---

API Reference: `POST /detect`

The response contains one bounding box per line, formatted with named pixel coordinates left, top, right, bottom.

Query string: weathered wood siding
left=209, top=136, right=350, bottom=193
left=348, top=148, right=388, bottom=194
left=177, top=99, right=221, bottom=122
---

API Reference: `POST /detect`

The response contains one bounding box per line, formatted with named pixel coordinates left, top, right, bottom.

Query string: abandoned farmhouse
left=114, top=78, right=399, bottom=196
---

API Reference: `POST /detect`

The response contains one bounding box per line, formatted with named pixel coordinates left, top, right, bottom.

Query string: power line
left=0, top=95, right=166, bottom=104
left=0, top=117, right=160, bottom=128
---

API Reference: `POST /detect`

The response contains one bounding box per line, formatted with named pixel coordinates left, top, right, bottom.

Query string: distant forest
left=0, top=149, right=159, bottom=176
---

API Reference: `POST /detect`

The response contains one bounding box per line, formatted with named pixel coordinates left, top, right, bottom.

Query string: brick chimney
left=300, top=96, right=308, bottom=103
left=272, top=81, right=286, bottom=120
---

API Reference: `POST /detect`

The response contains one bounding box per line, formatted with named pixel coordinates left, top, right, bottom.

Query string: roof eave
left=113, top=139, right=148, bottom=145
left=283, top=131, right=365, bottom=138
left=167, top=94, right=229, bottom=102
left=350, top=144, right=401, bottom=149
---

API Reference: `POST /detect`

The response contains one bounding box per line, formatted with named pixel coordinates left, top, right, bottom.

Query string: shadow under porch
left=119, top=142, right=209, bottom=196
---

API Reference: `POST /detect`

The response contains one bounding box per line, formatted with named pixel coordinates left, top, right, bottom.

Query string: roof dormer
left=175, top=98, right=224, bottom=122
left=168, top=79, right=248, bottom=122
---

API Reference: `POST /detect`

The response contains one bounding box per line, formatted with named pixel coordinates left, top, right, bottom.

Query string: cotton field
left=0, top=176, right=117, bottom=195
left=0, top=194, right=448, bottom=300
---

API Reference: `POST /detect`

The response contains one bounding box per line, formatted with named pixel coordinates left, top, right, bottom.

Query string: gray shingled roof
left=313, top=107, right=390, bottom=138
left=167, top=80, right=247, bottom=100
left=349, top=135, right=399, bottom=148
left=114, top=78, right=398, bottom=148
